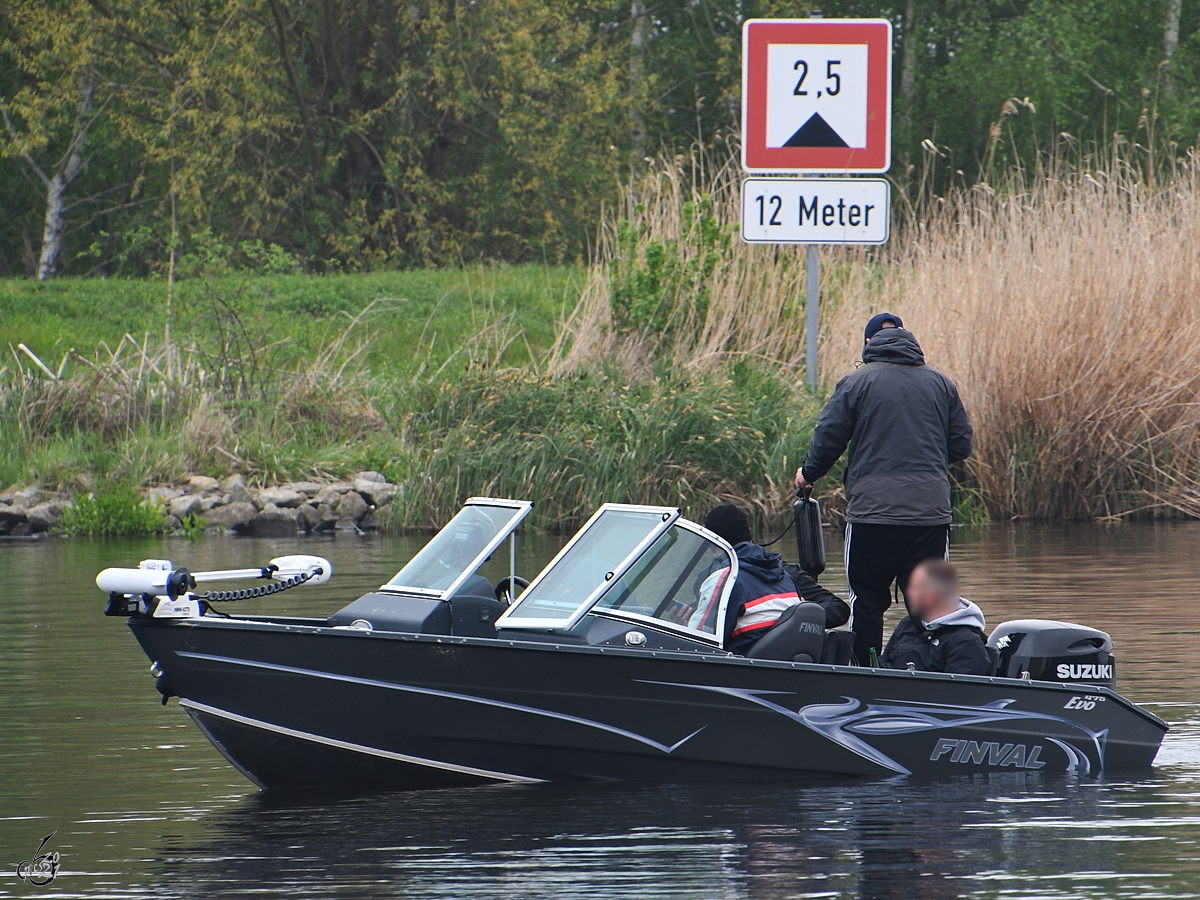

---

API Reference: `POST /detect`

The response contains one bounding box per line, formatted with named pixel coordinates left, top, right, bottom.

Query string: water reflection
left=2, top=524, right=1199, bottom=898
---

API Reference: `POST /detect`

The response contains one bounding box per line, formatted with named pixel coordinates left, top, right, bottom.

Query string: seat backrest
left=820, top=629, right=856, bottom=665
left=746, top=602, right=826, bottom=662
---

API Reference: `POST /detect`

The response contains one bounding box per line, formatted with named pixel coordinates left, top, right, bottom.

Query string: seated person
left=697, top=504, right=850, bottom=655
left=880, top=559, right=993, bottom=675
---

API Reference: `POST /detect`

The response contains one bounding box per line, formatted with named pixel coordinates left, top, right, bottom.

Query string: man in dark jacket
left=796, top=313, right=973, bottom=665
left=701, top=505, right=849, bottom=655
left=880, top=560, right=992, bottom=675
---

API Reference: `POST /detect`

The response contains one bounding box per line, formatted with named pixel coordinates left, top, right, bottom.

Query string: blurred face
left=906, top=566, right=938, bottom=620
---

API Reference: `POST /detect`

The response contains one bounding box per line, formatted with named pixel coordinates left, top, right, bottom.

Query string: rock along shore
left=0, top=471, right=399, bottom=538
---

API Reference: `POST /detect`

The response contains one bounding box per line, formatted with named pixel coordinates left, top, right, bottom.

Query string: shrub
left=56, top=485, right=165, bottom=537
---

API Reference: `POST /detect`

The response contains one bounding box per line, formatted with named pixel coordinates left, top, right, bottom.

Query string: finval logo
left=16, top=830, right=60, bottom=887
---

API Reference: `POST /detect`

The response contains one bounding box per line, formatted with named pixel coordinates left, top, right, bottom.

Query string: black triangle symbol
left=783, top=112, right=849, bottom=148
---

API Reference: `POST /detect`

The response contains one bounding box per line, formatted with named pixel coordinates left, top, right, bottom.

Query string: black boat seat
left=446, top=575, right=507, bottom=638
left=820, top=630, right=856, bottom=666
left=747, top=602, right=826, bottom=662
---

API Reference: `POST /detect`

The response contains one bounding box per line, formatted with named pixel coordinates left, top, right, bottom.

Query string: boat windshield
left=495, top=504, right=678, bottom=629
left=590, top=523, right=735, bottom=638
left=383, top=499, right=531, bottom=597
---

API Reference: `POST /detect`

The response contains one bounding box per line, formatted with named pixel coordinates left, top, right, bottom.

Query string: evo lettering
left=929, top=738, right=1046, bottom=769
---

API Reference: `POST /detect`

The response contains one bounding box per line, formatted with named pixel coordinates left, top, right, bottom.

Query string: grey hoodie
left=924, top=598, right=986, bottom=632
left=801, top=328, right=973, bottom=525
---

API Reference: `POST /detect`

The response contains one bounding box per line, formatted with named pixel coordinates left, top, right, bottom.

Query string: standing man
left=795, top=313, right=973, bottom=665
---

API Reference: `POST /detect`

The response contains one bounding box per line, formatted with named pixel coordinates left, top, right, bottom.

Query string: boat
left=99, top=498, right=1167, bottom=790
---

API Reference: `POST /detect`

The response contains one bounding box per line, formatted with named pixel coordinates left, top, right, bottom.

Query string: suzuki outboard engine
left=988, top=619, right=1115, bottom=688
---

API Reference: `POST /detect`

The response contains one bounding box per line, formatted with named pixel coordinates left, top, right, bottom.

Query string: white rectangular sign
left=741, top=177, right=890, bottom=244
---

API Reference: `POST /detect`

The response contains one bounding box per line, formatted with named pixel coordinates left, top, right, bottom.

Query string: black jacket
left=801, top=328, right=973, bottom=525
left=880, top=602, right=994, bottom=675
left=719, top=543, right=850, bottom=655
left=783, top=562, right=850, bottom=629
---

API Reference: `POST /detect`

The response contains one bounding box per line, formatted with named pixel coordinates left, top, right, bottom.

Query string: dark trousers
left=845, top=522, right=950, bottom=664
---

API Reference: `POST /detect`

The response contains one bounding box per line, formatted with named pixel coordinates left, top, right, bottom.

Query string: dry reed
left=558, top=146, right=1200, bottom=520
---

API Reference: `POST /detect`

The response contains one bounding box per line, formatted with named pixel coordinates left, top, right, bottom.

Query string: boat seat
left=447, top=574, right=507, bottom=638
left=746, top=602, right=826, bottom=662
left=820, top=629, right=856, bottom=665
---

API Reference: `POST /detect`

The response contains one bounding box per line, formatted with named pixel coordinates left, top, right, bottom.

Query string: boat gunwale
left=128, top=614, right=1170, bottom=732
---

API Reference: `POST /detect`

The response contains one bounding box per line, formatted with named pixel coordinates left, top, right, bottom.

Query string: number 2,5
left=755, top=194, right=782, bottom=226
left=794, top=59, right=842, bottom=96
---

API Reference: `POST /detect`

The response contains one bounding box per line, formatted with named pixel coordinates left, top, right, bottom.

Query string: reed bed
left=559, top=146, right=1200, bottom=520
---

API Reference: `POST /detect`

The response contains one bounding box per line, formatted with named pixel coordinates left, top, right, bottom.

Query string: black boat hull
left=131, top=617, right=1167, bottom=791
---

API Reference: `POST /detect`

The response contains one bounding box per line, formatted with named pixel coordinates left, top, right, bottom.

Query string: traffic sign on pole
left=742, top=177, right=890, bottom=245
left=741, top=18, right=892, bottom=174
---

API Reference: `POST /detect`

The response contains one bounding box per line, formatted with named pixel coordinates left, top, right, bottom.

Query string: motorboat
left=99, top=498, right=1167, bottom=790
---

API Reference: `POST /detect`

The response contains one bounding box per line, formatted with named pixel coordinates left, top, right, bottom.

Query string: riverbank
left=6, top=152, right=1200, bottom=529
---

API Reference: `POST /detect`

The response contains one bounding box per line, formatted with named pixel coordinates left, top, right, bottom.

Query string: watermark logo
left=16, top=831, right=60, bottom=887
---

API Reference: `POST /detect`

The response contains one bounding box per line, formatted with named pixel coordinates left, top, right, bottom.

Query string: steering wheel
left=495, top=576, right=530, bottom=605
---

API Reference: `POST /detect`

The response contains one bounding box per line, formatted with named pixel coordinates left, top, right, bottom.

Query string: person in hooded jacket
left=880, top=559, right=993, bottom=675
left=698, top=504, right=850, bottom=655
left=795, top=314, right=973, bottom=666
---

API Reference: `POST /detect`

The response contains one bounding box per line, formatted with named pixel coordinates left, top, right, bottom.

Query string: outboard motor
left=988, top=619, right=1115, bottom=689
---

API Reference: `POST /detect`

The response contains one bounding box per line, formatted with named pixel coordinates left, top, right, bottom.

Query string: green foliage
left=56, top=485, right=165, bottom=537
left=392, top=364, right=818, bottom=532
left=179, top=513, right=204, bottom=541
left=3, top=1, right=1200, bottom=275
left=609, top=196, right=730, bottom=334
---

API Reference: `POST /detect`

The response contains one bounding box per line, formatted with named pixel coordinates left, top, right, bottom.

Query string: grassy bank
left=7, top=147, right=1200, bottom=528
left=2, top=262, right=817, bottom=532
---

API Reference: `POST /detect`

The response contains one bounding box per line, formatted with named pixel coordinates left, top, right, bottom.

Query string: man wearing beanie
left=701, top=504, right=849, bottom=655
left=795, top=314, right=973, bottom=666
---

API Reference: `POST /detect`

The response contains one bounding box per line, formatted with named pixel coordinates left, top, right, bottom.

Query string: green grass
left=0, top=264, right=583, bottom=376
left=1, top=265, right=825, bottom=531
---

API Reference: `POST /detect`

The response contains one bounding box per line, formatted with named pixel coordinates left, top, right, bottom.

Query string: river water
left=2, top=523, right=1199, bottom=898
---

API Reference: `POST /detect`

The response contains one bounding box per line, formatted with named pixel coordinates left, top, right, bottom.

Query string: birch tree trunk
left=36, top=76, right=95, bottom=280
left=1164, top=0, right=1183, bottom=94
left=630, top=0, right=648, bottom=168
left=897, top=0, right=920, bottom=189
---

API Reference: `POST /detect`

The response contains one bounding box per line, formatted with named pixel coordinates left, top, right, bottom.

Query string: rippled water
left=2, top=524, right=1199, bottom=898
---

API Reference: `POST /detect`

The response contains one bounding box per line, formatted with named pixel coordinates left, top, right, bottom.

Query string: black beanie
left=704, top=504, right=753, bottom=546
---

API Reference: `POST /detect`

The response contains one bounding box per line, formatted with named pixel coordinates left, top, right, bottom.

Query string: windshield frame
left=379, top=498, right=533, bottom=599
left=494, top=503, right=680, bottom=631
left=585, top=518, right=739, bottom=646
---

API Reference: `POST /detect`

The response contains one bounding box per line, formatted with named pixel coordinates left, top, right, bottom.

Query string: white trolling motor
left=98, top=554, right=333, bottom=619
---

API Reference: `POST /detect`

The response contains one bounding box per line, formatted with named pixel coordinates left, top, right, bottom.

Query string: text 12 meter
left=741, top=177, right=890, bottom=245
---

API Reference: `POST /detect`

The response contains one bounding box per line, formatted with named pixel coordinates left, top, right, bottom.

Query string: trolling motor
left=793, top=489, right=826, bottom=576
left=99, top=555, right=333, bottom=619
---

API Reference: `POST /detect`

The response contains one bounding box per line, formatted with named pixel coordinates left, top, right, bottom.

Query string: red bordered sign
left=742, top=19, right=892, bottom=174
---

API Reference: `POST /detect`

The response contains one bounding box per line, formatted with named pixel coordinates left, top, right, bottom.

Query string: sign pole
left=806, top=244, right=819, bottom=390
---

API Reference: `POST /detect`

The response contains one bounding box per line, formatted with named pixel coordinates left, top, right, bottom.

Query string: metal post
left=806, top=243, right=819, bottom=390
left=509, top=532, right=517, bottom=601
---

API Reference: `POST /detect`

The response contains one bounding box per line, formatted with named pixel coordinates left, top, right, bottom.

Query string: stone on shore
left=314, top=484, right=354, bottom=506
left=188, top=475, right=220, bottom=491
left=256, top=487, right=304, bottom=510
left=249, top=504, right=300, bottom=536
left=222, top=474, right=247, bottom=491
left=202, top=501, right=257, bottom=531
left=282, top=482, right=322, bottom=496
left=335, top=490, right=369, bottom=522
left=25, top=502, right=62, bottom=532
left=0, top=504, right=27, bottom=534
left=296, top=503, right=324, bottom=532
left=147, top=486, right=182, bottom=505
left=355, top=470, right=386, bottom=484
left=228, top=482, right=255, bottom=506
left=169, top=494, right=203, bottom=518
left=353, top=479, right=397, bottom=506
